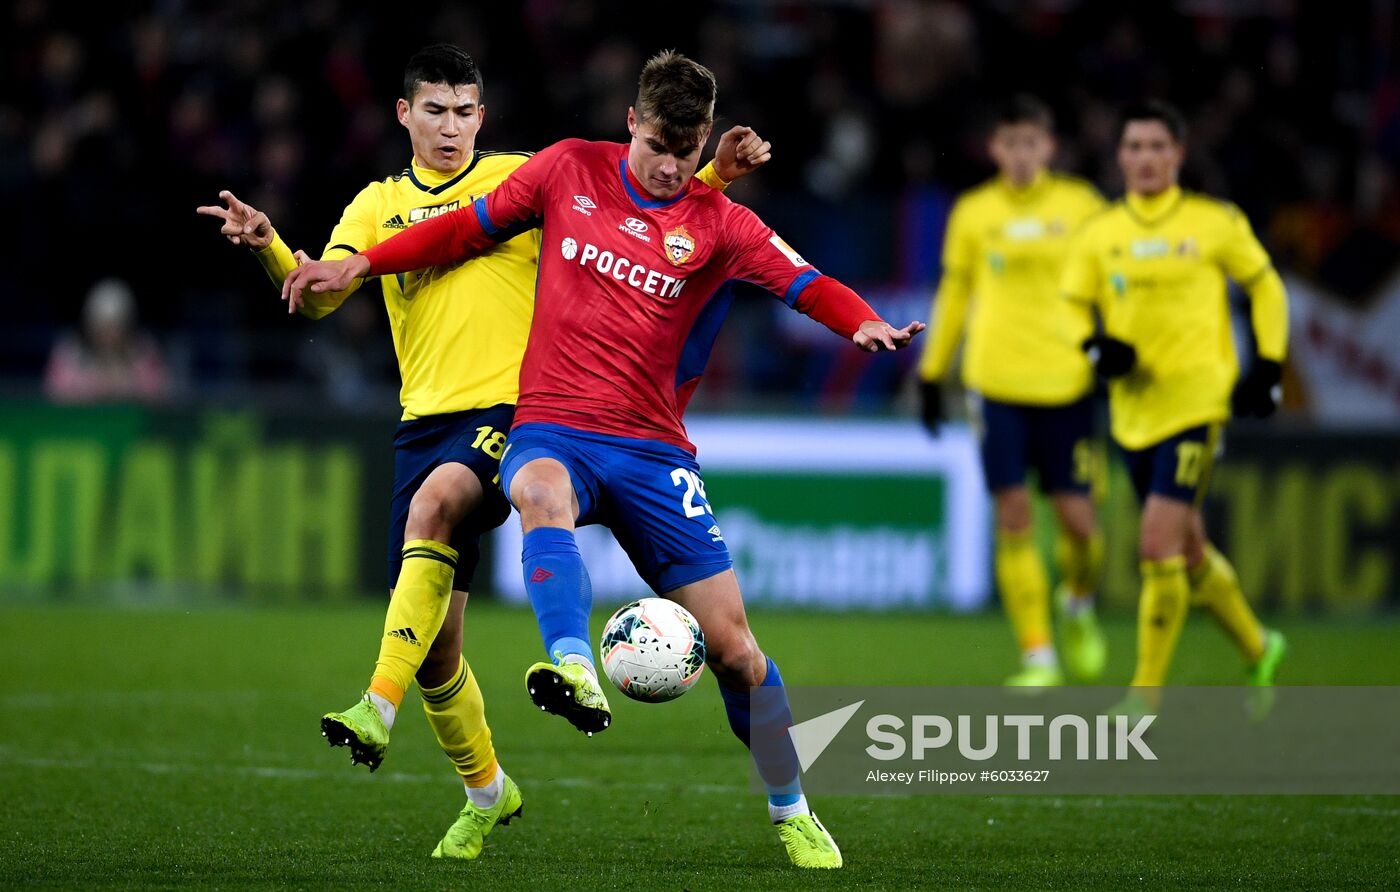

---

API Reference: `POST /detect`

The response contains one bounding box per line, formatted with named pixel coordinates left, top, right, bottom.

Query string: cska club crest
left=664, top=225, right=696, bottom=266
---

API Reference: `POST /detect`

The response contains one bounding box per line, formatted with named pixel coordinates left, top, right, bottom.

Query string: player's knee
left=406, top=491, right=461, bottom=541
left=1054, top=498, right=1097, bottom=540
left=708, top=638, right=764, bottom=688
left=995, top=492, right=1033, bottom=533
left=1139, top=529, right=1182, bottom=563
left=515, top=478, right=571, bottom=524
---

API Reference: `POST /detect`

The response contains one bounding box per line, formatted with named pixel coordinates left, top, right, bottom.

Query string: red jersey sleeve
left=363, top=142, right=564, bottom=276
left=720, top=203, right=882, bottom=339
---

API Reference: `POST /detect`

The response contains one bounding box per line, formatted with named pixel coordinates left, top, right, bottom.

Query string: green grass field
left=2, top=601, right=1398, bottom=890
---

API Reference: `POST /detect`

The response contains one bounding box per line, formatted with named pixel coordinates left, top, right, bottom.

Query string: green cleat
left=431, top=773, right=524, bottom=860
left=1004, top=664, right=1064, bottom=689
left=1245, top=629, right=1287, bottom=722
left=1058, top=587, right=1108, bottom=682
left=1104, top=689, right=1157, bottom=723
left=776, top=813, right=843, bottom=869
left=525, top=661, right=612, bottom=735
left=320, top=696, right=390, bottom=772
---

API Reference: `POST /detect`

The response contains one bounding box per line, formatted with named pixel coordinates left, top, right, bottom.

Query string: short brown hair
left=635, top=50, right=716, bottom=148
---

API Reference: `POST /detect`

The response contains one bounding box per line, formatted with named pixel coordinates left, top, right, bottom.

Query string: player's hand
left=282, top=254, right=369, bottom=312
left=853, top=320, right=926, bottom=352
left=1082, top=334, right=1137, bottom=379
left=919, top=381, right=946, bottom=435
left=713, top=126, right=772, bottom=182
left=196, top=190, right=274, bottom=250
left=1231, top=358, right=1283, bottom=418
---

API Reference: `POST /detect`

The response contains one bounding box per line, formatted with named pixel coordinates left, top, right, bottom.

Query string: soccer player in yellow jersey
left=918, top=96, right=1108, bottom=688
left=1060, top=100, right=1289, bottom=718
left=197, top=44, right=769, bottom=859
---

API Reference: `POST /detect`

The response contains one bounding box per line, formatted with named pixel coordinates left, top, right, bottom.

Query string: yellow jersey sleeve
left=1060, top=223, right=1105, bottom=311
left=695, top=161, right=730, bottom=192
left=918, top=197, right=975, bottom=382
left=1218, top=207, right=1288, bottom=361
left=253, top=232, right=298, bottom=285
left=1244, top=268, right=1288, bottom=361
left=290, top=183, right=382, bottom=319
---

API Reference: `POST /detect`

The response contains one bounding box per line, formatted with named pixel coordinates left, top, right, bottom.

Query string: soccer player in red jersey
left=284, top=50, right=923, bottom=869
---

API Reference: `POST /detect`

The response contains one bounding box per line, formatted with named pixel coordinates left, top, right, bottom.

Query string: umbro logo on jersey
left=618, top=217, right=652, bottom=243
left=388, top=627, right=421, bottom=646
left=707, top=524, right=724, bottom=542
left=382, top=214, right=407, bottom=229
left=572, top=195, right=596, bottom=216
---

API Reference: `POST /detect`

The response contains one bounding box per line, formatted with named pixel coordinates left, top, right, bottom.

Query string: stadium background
left=4, top=3, right=1400, bottom=889
left=2, top=0, right=1396, bottom=612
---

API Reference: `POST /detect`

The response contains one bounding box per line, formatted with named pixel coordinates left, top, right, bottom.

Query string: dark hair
left=403, top=44, right=482, bottom=103
left=1119, top=99, right=1187, bottom=143
left=995, top=94, right=1054, bottom=131
left=635, top=50, right=716, bottom=148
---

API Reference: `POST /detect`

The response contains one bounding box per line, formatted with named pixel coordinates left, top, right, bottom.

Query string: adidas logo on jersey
left=382, top=214, right=407, bottom=229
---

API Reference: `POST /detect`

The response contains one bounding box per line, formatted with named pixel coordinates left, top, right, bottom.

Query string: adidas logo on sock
left=529, top=568, right=554, bottom=583
left=388, top=627, right=421, bottom=646
left=382, top=214, right=407, bottom=229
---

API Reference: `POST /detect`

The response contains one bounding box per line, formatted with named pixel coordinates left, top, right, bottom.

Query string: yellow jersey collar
left=1125, top=185, right=1184, bottom=225
left=997, top=170, right=1049, bottom=203
left=407, top=153, right=480, bottom=195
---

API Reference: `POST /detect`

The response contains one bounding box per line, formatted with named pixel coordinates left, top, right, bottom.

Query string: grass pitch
left=1, top=601, right=1397, bottom=889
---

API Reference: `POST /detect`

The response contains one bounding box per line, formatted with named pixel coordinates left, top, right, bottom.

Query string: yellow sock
left=996, top=528, right=1052, bottom=654
left=369, top=539, right=458, bottom=707
left=1131, top=557, right=1189, bottom=688
left=1054, top=529, right=1104, bottom=598
left=420, top=655, right=498, bottom=786
left=1190, top=545, right=1265, bottom=663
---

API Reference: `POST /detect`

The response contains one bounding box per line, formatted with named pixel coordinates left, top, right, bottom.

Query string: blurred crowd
left=3, top=0, right=1399, bottom=413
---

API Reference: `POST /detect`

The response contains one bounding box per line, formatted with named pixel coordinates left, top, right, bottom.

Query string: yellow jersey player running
left=1060, top=100, right=1289, bottom=718
left=917, top=95, right=1108, bottom=687
left=197, top=44, right=768, bottom=859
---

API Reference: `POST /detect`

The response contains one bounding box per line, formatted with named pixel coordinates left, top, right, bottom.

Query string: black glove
left=919, top=381, right=945, bottom=435
left=1232, top=358, right=1283, bottom=418
left=1082, top=335, right=1137, bottom=379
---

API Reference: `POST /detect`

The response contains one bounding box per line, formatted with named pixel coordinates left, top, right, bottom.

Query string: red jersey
left=364, top=139, right=879, bottom=451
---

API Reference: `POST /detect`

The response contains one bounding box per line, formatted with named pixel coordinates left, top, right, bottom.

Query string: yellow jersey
left=257, top=154, right=732, bottom=421
left=1060, top=186, right=1289, bottom=450
left=918, top=172, right=1105, bottom=405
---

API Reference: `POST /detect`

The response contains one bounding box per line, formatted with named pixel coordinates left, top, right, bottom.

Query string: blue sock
left=522, top=527, right=593, bottom=664
left=719, top=656, right=802, bottom=806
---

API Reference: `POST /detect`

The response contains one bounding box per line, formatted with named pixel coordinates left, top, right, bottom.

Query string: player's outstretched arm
left=784, top=270, right=925, bottom=351
left=712, top=126, right=773, bottom=183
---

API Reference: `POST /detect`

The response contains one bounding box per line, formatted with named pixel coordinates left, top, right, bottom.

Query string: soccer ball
left=599, top=597, right=706, bottom=702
